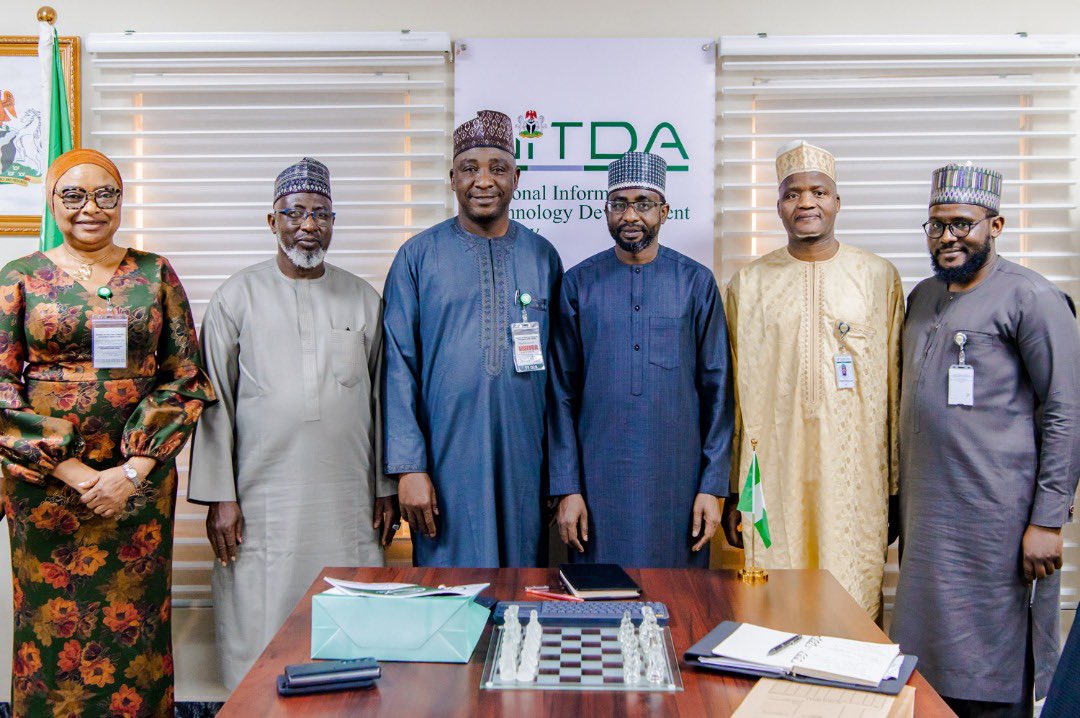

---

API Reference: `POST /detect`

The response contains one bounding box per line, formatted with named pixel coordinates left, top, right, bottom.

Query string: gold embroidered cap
left=775, top=140, right=836, bottom=183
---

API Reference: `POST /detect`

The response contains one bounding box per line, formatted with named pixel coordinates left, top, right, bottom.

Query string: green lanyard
left=516, top=290, right=533, bottom=323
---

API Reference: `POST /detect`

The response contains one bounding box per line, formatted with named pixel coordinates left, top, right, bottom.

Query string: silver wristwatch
left=122, top=462, right=142, bottom=488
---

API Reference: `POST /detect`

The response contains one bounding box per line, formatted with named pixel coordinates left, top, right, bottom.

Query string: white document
left=794, top=637, right=901, bottom=687
left=322, top=578, right=490, bottom=599
left=708, top=626, right=803, bottom=669
left=884, top=655, right=905, bottom=681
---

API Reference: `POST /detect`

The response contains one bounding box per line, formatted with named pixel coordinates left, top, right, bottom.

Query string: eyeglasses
left=605, top=199, right=663, bottom=215
left=53, top=187, right=122, bottom=211
left=274, top=209, right=336, bottom=227
left=922, top=217, right=989, bottom=239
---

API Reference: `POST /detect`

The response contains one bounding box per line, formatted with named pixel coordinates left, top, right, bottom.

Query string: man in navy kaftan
left=382, top=111, right=563, bottom=567
left=548, top=153, right=734, bottom=568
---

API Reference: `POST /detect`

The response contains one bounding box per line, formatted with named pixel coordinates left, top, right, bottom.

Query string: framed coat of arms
left=0, top=34, right=80, bottom=235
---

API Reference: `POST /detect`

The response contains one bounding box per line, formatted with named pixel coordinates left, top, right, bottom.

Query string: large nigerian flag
left=38, top=20, right=73, bottom=252
left=737, top=446, right=772, bottom=548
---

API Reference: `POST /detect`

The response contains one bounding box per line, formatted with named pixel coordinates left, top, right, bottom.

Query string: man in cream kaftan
left=722, top=142, right=903, bottom=618
left=188, top=158, right=397, bottom=688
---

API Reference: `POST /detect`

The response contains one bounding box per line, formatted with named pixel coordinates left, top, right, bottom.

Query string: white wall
left=8, top=0, right=1080, bottom=37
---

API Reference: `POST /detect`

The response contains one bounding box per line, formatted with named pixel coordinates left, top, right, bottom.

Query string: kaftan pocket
left=648, top=316, right=683, bottom=369
left=329, top=328, right=365, bottom=388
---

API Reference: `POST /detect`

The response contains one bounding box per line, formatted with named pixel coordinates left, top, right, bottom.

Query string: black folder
left=558, top=563, right=641, bottom=599
left=683, top=621, right=918, bottom=696
left=276, top=674, right=377, bottom=696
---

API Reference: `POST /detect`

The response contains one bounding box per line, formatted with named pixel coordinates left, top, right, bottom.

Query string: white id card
left=91, top=313, right=129, bottom=369
left=834, top=353, right=856, bottom=389
left=948, top=364, right=974, bottom=406
left=510, top=321, right=545, bottom=373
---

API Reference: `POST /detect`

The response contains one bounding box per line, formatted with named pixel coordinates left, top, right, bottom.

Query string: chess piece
left=498, top=606, right=522, bottom=681
left=638, top=621, right=654, bottom=654
left=516, top=645, right=539, bottom=680
left=646, top=643, right=665, bottom=684
left=619, top=611, right=636, bottom=645
left=498, top=632, right=518, bottom=682
left=641, top=605, right=656, bottom=625
left=526, top=609, right=542, bottom=640
left=624, top=650, right=642, bottom=684
left=505, top=606, right=522, bottom=644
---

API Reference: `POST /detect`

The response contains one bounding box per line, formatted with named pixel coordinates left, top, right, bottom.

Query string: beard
left=278, top=237, right=326, bottom=270
left=931, top=238, right=992, bottom=285
left=612, top=223, right=659, bottom=254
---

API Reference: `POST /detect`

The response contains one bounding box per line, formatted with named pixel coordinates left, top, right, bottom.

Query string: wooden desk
left=219, top=567, right=955, bottom=717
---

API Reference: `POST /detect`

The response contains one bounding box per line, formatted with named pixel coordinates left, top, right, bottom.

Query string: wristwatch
left=122, top=462, right=142, bottom=489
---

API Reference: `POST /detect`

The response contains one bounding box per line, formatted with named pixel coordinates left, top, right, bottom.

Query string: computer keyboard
left=492, top=600, right=670, bottom=627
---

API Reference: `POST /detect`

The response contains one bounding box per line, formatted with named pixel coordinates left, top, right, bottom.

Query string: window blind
left=85, top=31, right=453, bottom=607
left=716, top=34, right=1080, bottom=616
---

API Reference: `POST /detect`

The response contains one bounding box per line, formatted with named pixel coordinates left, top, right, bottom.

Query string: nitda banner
left=454, top=38, right=716, bottom=271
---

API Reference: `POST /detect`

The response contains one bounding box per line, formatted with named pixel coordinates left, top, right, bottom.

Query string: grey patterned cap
left=274, top=157, right=332, bottom=203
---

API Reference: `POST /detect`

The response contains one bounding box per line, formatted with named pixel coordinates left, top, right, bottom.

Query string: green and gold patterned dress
left=0, top=249, right=215, bottom=718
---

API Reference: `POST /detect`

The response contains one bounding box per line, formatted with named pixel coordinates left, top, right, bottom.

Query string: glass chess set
left=480, top=605, right=683, bottom=692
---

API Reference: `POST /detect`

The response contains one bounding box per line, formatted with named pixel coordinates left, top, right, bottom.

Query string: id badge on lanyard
left=91, top=287, right=128, bottom=369
left=833, top=321, right=856, bottom=389
left=948, top=332, right=974, bottom=406
left=511, top=290, right=545, bottom=373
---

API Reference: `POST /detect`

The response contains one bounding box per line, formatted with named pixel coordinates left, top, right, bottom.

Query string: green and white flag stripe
left=38, top=22, right=73, bottom=252
left=736, top=449, right=772, bottom=549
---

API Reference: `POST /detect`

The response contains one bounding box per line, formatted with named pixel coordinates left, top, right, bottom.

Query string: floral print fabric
left=0, top=249, right=214, bottom=718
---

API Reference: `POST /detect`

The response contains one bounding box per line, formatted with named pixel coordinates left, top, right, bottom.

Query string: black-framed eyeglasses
left=922, top=217, right=989, bottom=239
left=274, top=209, right=336, bottom=227
left=605, top=199, right=663, bottom=215
left=53, top=187, right=122, bottom=211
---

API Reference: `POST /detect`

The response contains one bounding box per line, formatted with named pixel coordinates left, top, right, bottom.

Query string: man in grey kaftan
left=189, top=158, right=398, bottom=688
left=892, top=163, right=1080, bottom=717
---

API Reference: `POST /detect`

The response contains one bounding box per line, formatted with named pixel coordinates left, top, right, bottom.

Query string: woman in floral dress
left=0, top=149, right=215, bottom=718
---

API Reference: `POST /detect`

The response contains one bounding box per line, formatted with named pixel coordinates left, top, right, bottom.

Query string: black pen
left=767, top=634, right=803, bottom=656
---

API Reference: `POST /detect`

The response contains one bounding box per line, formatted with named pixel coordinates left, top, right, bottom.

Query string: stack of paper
left=321, top=578, right=490, bottom=599
left=700, top=624, right=903, bottom=688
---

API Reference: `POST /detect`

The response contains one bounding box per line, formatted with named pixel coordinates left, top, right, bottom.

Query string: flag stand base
left=737, top=566, right=768, bottom=584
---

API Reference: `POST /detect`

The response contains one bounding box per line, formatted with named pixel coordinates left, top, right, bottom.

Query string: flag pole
left=738, top=438, right=768, bottom=584
left=37, top=5, right=73, bottom=252
left=750, top=512, right=756, bottom=570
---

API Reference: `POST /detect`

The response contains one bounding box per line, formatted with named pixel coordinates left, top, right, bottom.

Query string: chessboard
left=480, top=625, right=683, bottom=692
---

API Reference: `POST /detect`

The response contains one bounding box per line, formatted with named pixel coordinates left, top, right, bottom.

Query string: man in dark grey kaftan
left=892, top=163, right=1080, bottom=718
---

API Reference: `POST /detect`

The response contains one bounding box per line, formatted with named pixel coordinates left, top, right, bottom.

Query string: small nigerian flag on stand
left=38, top=10, right=73, bottom=252
left=737, top=439, right=771, bottom=549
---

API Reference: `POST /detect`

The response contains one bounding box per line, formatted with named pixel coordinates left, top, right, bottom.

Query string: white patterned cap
left=775, top=140, right=835, bottom=183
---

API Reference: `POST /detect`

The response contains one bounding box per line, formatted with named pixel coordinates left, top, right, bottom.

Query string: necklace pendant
left=76, top=264, right=92, bottom=281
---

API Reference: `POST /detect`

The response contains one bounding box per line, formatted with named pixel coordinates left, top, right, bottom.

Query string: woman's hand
left=80, top=466, right=136, bottom=518
left=52, top=458, right=99, bottom=496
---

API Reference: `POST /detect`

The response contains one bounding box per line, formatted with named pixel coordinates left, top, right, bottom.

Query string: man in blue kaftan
left=382, top=110, right=563, bottom=567
left=548, top=152, right=734, bottom=568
